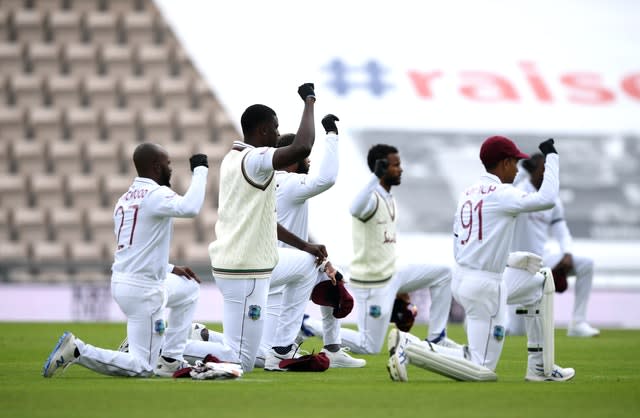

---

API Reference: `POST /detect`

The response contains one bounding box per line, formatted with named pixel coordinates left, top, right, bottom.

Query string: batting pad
left=541, top=267, right=555, bottom=377
left=405, top=344, right=497, bottom=382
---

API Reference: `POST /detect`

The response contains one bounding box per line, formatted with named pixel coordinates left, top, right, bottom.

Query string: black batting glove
left=321, top=114, right=339, bottom=134
left=374, top=158, right=388, bottom=178
left=538, top=138, right=557, bottom=155
left=189, top=154, right=208, bottom=171
left=298, top=83, right=316, bottom=101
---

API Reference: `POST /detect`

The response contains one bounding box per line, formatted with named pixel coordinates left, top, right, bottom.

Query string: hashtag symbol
left=324, top=58, right=393, bottom=96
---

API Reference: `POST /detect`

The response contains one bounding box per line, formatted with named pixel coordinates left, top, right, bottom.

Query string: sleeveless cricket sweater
left=350, top=192, right=397, bottom=288
left=208, top=147, right=278, bottom=279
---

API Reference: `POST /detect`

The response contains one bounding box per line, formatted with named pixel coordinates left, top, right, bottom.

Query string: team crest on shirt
left=493, top=325, right=505, bottom=341
left=369, top=305, right=382, bottom=318
left=248, top=305, right=261, bottom=320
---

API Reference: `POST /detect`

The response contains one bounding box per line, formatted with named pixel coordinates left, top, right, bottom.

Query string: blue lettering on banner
left=324, top=59, right=393, bottom=97
left=248, top=305, right=261, bottom=321
left=369, top=305, right=382, bottom=318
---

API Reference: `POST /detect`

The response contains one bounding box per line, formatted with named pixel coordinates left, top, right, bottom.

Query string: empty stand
left=0, top=107, right=25, bottom=139
left=30, top=172, right=66, bottom=207
left=139, top=108, right=174, bottom=142
left=46, top=75, right=81, bottom=107
left=50, top=207, right=86, bottom=242
left=62, top=43, right=98, bottom=77
left=13, top=9, right=45, bottom=43
left=12, top=207, right=50, bottom=243
left=84, top=11, right=119, bottom=45
left=10, top=73, right=44, bottom=107
left=136, top=44, right=170, bottom=78
left=181, top=241, right=211, bottom=265
left=66, top=175, right=102, bottom=209
left=155, top=77, right=191, bottom=110
left=176, top=108, right=211, bottom=143
left=120, top=76, right=154, bottom=110
left=101, top=174, right=131, bottom=207
left=122, top=12, right=155, bottom=46
left=85, top=207, right=115, bottom=248
left=11, top=139, right=48, bottom=174
left=0, top=174, right=28, bottom=208
left=48, top=9, right=83, bottom=45
left=48, top=139, right=83, bottom=174
left=102, top=107, right=137, bottom=141
left=28, top=107, right=63, bottom=140
left=82, top=75, right=119, bottom=108
left=99, top=44, right=133, bottom=77
left=65, top=107, right=101, bottom=140
left=84, top=140, right=123, bottom=175
left=26, top=43, right=60, bottom=75
left=0, top=43, right=24, bottom=75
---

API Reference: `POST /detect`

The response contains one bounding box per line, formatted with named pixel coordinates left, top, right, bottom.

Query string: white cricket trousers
left=75, top=273, right=199, bottom=376
left=342, top=263, right=452, bottom=354
left=260, top=248, right=318, bottom=355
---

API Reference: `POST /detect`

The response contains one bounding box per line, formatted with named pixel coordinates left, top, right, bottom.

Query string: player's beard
left=159, top=166, right=172, bottom=187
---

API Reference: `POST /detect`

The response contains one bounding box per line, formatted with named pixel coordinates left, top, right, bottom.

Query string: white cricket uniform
left=343, top=175, right=453, bottom=354
left=260, top=133, right=340, bottom=358
left=207, top=141, right=317, bottom=372
left=507, top=181, right=594, bottom=334
left=74, top=168, right=208, bottom=376
left=452, top=154, right=559, bottom=371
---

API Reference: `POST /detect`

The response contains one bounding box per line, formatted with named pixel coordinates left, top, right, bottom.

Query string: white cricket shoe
left=155, top=356, right=191, bottom=377
left=567, top=322, right=600, bottom=338
left=117, top=337, right=129, bottom=353
left=42, top=332, right=78, bottom=377
left=264, top=344, right=308, bottom=371
left=191, top=322, right=211, bottom=341
left=525, top=364, right=576, bottom=382
left=321, top=347, right=366, bottom=368
left=386, top=327, right=409, bottom=382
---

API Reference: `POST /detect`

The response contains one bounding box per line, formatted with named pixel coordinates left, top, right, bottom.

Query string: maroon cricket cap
left=480, top=136, right=530, bottom=167
left=311, top=276, right=354, bottom=319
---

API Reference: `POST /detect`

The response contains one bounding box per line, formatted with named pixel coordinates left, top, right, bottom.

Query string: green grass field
left=1, top=323, right=638, bottom=418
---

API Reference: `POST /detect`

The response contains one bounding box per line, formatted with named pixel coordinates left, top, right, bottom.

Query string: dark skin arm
left=172, top=265, right=201, bottom=284
left=277, top=223, right=327, bottom=264
left=272, top=96, right=316, bottom=170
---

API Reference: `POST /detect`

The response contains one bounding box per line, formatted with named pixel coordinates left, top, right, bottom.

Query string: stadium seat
left=50, top=207, right=86, bottom=243
left=86, top=207, right=115, bottom=247
left=155, top=77, right=191, bottom=110
left=13, top=207, right=50, bottom=243
left=27, top=43, right=61, bottom=76
left=82, top=75, right=119, bottom=109
left=0, top=107, right=26, bottom=139
left=102, top=107, right=137, bottom=141
left=0, top=207, right=13, bottom=241
left=49, top=10, right=83, bottom=45
left=66, top=174, right=102, bottom=209
left=107, top=0, right=146, bottom=14
left=65, top=107, right=102, bottom=140
left=13, top=9, right=45, bottom=43
left=120, top=76, right=154, bottom=110
left=10, top=74, right=44, bottom=107
left=48, top=140, right=84, bottom=175
left=11, top=139, right=48, bottom=174
left=0, top=174, right=28, bottom=208
left=99, top=44, right=134, bottom=77
left=84, top=141, right=123, bottom=175
left=31, top=241, right=70, bottom=281
left=34, top=0, right=67, bottom=14
left=0, top=241, right=29, bottom=264
left=101, top=174, right=131, bottom=207
left=181, top=241, right=211, bottom=265
left=139, top=108, right=174, bottom=142
left=0, top=139, right=11, bottom=173
left=0, top=43, right=25, bottom=76
left=122, top=12, right=155, bottom=46
left=176, top=108, right=211, bottom=143
left=62, top=43, right=98, bottom=77
left=46, top=75, right=81, bottom=108
left=197, top=209, right=218, bottom=242
left=84, top=11, right=119, bottom=45
left=68, top=240, right=109, bottom=265
left=29, top=172, right=66, bottom=207
left=28, top=107, right=63, bottom=140
left=136, top=44, right=170, bottom=78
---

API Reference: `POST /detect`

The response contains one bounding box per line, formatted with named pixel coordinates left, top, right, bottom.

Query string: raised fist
left=189, top=154, right=208, bottom=171
left=374, top=158, right=388, bottom=178
left=538, top=138, right=557, bottom=155
left=321, top=114, right=339, bottom=134
left=297, top=83, right=316, bottom=101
